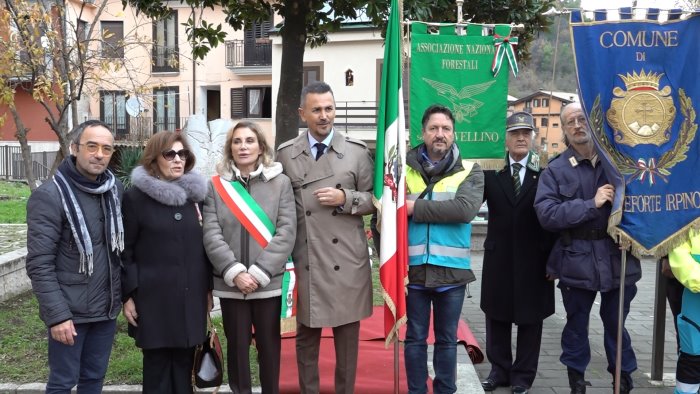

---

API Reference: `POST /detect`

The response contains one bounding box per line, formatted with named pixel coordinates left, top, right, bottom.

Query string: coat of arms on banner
left=571, top=9, right=700, bottom=257
left=607, top=70, right=676, bottom=147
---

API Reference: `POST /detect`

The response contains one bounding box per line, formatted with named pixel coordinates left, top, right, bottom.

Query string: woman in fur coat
left=203, top=121, right=296, bottom=394
left=121, top=131, right=211, bottom=394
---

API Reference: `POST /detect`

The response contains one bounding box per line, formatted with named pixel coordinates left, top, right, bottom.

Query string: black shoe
left=618, top=383, right=630, bottom=394
left=570, top=382, right=586, bottom=394
left=481, top=378, right=508, bottom=392
left=614, top=374, right=632, bottom=394
left=512, top=385, right=529, bottom=394
left=568, top=367, right=587, bottom=394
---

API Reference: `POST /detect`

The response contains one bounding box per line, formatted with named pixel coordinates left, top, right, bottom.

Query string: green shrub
left=113, top=146, right=144, bottom=190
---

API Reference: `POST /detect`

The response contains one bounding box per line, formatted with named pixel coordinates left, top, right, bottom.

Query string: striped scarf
left=53, top=157, right=124, bottom=276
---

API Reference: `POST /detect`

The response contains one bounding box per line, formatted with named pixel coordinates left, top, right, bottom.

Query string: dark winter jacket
left=534, top=147, right=641, bottom=291
left=481, top=155, right=555, bottom=324
left=121, top=166, right=210, bottom=349
left=26, top=166, right=123, bottom=327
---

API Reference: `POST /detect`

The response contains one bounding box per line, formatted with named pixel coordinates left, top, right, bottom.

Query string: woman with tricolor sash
left=203, top=121, right=296, bottom=394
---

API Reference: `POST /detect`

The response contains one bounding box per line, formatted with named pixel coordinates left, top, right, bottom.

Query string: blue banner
left=571, top=10, right=700, bottom=257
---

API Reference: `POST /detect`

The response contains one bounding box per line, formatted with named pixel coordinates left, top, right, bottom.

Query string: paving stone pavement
left=0, top=224, right=27, bottom=255
left=462, top=253, right=679, bottom=394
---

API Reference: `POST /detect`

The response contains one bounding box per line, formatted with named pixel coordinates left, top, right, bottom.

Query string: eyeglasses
left=161, top=149, right=190, bottom=161
left=565, top=116, right=587, bottom=128
left=77, top=143, right=114, bottom=156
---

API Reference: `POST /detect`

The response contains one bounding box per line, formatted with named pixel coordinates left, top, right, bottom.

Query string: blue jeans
left=46, top=319, right=117, bottom=394
left=560, top=285, right=638, bottom=378
left=405, top=285, right=466, bottom=394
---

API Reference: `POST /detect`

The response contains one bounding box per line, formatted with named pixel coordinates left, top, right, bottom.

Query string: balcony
left=225, top=39, right=272, bottom=75
left=152, top=46, right=179, bottom=73
left=95, top=116, right=189, bottom=142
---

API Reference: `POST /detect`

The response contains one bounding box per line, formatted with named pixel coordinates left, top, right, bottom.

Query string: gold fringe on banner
left=608, top=207, right=700, bottom=260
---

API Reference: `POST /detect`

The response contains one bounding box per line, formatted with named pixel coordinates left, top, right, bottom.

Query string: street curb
left=0, top=361, right=482, bottom=393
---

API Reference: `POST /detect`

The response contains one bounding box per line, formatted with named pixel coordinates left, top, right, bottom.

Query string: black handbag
left=192, top=314, right=224, bottom=390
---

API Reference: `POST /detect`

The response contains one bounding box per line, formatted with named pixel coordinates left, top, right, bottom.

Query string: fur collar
left=131, top=166, right=207, bottom=206
left=217, top=161, right=283, bottom=183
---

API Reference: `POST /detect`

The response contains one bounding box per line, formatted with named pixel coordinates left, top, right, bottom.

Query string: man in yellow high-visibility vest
left=404, top=104, right=484, bottom=394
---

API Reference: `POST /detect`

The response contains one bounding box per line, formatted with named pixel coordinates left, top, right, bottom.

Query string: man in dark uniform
left=534, top=103, right=641, bottom=394
left=480, top=112, right=555, bottom=394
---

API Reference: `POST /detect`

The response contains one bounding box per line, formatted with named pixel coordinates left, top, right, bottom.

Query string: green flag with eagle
left=409, top=24, right=516, bottom=159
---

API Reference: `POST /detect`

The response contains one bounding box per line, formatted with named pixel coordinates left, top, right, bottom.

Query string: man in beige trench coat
left=277, top=81, right=375, bottom=394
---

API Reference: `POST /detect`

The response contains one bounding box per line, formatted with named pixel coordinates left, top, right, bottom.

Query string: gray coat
left=203, top=162, right=296, bottom=300
left=26, top=172, right=123, bottom=327
left=276, top=130, right=375, bottom=328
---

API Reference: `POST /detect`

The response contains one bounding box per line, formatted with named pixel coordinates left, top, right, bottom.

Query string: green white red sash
left=211, top=176, right=297, bottom=333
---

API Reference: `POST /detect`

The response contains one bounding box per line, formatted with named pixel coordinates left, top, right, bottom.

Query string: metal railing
left=299, top=100, right=410, bottom=131
left=0, top=145, right=56, bottom=181
left=225, top=39, right=272, bottom=68
left=95, top=116, right=189, bottom=142
left=151, top=46, right=179, bottom=73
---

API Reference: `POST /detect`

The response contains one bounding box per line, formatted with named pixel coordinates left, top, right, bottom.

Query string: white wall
left=271, top=26, right=385, bottom=141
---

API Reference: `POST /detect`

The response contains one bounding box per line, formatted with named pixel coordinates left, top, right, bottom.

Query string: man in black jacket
left=26, top=120, right=123, bottom=393
left=480, top=112, right=555, bottom=394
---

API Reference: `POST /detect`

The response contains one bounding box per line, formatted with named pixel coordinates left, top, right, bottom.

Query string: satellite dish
left=125, top=97, right=146, bottom=117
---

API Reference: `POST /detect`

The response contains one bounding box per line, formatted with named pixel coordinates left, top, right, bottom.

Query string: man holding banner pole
left=534, top=103, right=642, bottom=394
left=404, top=104, right=484, bottom=394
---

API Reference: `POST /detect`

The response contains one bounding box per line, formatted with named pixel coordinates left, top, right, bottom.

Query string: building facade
left=511, top=90, right=578, bottom=156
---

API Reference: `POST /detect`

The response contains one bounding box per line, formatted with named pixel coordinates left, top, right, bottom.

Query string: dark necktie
left=512, top=163, right=522, bottom=196
left=314, top=143, right=326, bottom=161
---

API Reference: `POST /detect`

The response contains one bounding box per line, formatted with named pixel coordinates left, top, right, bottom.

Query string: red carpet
left=279, top=306, right=483, bottom=393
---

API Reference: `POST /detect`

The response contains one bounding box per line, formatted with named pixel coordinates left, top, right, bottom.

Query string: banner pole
left=614, top=250, right=627, bottom=394
left=394, top=339, right=400, bottom=394
left=456, top=0, right=464, bottom=24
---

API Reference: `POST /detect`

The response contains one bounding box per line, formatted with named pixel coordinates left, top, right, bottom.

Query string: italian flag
left=374, top=0, right=408, bottom=346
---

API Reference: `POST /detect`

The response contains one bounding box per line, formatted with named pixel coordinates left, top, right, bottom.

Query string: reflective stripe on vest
left=406, top=160, right=475, bottom=269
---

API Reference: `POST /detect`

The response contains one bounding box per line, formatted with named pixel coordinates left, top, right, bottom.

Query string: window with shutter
left=100, top=91, right=129, bottom=136
left=231, top=88, right=244, bottom=118
left=243, top=13, right=272, bottom=66
left=153, top=87, right=179, bottom=132
left=152, top=12, right=178, bottom=72
left=101, top=21, right=124, bottom=58
left=231, top=86, right=271, bottom=119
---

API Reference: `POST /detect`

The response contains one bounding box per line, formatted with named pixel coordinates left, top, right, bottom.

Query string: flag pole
left=394, top=339, right=400, bottom=393
left=376, top=0, right=407, bottom=391
left=395, top=4, right=405, bottom=393
left=614, top=249, right=627, bottom=394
